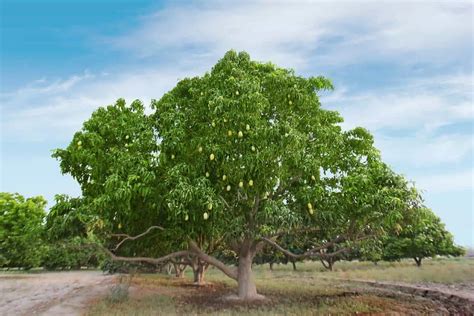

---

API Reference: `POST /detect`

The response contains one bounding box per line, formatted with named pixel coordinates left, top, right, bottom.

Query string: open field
left=2, top=258, right=472, bottom=315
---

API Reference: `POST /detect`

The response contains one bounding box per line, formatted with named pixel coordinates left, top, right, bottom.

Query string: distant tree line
left=0, top=191, right=464, bottom=271
left=0, top=193, right=103, bottom=270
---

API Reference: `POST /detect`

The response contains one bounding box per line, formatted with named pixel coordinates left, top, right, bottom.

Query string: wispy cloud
left=415, top=169, right=473, bottom=193
left=324, top=73, right=473, bottom=133
left=109, top=0, right=472, bottom=69
left=1, top=68, right=194, bottom=142
left=321, top=71, right=473, bottom=199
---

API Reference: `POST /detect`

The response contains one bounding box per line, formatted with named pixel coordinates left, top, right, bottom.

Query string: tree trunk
left=173, top=262, right=185, bottom=278
left=165, top=263, right=173, bottom=275
left=414, top=257, right=422, bottom=267
left=269, top=262, right=273, bottom=271
left=320, top=257, right=334, bottom=271
left=320, top=258, right=330, bottom=270
left=238, top=252, right=258, bottom=299
left=193, top=262, right=207, bottom=285
left=291, top=260, right=297, bottom=271
left=191, top=257, right=208, bottom=286
left=328, top=260, right=333, bottom=271
left=236, top=240, right=262, bottom=300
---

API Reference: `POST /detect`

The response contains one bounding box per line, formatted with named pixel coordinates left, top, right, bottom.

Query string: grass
left=87, top=275, right=394, bottom=315
left=86, top=258, right=474, bottom=315
left=313, top=257, right=474, bottom=284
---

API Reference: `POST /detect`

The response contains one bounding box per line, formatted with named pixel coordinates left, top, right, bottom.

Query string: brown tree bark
left=291, top=260, right=297, bottom=271
left=320, top=258, right=334, bottom=271
left=236, top=239, right=260, bottom=300
left=191, top=257, right=208, bottom=286
left=414, top=257, right=422, bottom=267
left=172, top=261, right=186, bottom=278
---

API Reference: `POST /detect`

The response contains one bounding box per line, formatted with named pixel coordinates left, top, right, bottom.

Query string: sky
left=0, top=0, right=472, bottom=246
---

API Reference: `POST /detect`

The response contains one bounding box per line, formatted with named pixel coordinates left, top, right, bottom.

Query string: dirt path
left=0, top=271, right=115, bottom=316
left=337, top=278, right=474, bottom=314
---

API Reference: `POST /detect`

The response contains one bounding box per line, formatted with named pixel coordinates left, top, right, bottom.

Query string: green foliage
left=44, top=194, right=91, bottom=241
left=151, top=50, right=402, bottom=244
left=41, top=194, right=105, bottom=270
left=0, top=192, right=46, bottom=269
left=52, top=99, right=159, bottom=225
left=51, top=51, right=460, bottom=297
left=52, top=99, right=175, bottom=258
left=42, top=237, right=104, bottom=270
left=383, top=207, right=464, bottom=265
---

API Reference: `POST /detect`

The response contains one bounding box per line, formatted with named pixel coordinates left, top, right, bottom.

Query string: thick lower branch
left=188, top=240, right=238, bottom=280
left=102, top=247, right=190, bottom=266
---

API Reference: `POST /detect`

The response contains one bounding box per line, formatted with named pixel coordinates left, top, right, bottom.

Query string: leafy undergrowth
left=87, top=271, right=440, bottom=315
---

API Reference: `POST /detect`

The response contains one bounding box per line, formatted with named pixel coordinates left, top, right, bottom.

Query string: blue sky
left=1, top=0, right=472, bottom=246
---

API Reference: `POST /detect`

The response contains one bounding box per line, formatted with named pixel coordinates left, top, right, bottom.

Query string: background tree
left=52, top=99, right=222, bottom=283
left=42, top=195, right=104, bottom=270
left=0, top=192, right=46, bottom=269
left=383, top=207, right=464, bottom=266
left=44, top=194, right=90, bottom=240
left=52, top=99, right=170, bottom=259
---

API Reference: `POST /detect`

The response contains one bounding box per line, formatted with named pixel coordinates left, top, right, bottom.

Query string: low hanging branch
left=188, top=240, right=238, bottom=280
left=111, top=225, right=165, bottom=251
left=101, top=224, right=239, bottom=281
left=262, top=237, right=351, bottom=260
left=262, top=233, right=375, bottom=260
left=261, top=233, right=357, bottom=260
left=102, top=247, right=191, bottom=266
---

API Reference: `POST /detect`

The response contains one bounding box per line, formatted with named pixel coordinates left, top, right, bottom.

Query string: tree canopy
left=383, top=207, right=464, bottom=266
left=0, top=192, right=46, bottom=269
left=52, top=50, right=457, bottom=299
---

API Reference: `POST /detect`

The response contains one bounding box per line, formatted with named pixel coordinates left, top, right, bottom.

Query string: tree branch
left=188, top=240, right=238, bottom=280
left=262, top=233, right=373, bottom=260
left=265, top=226, right=321, bottom=239
left=261, top=235, right=346, bottom=259
left=111, top=225, right=165, bottom=251
left=102, top=247, right=190, bottom=266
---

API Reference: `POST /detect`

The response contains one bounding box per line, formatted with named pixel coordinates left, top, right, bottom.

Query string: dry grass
left=298, top=257, right=474, bottom=284
left=86, top=258, right=474, bottom=315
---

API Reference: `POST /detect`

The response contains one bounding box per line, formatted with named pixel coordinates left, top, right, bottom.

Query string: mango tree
left=383, top=207, right=464, bottom=266
left=55, top=51, right=417, bottom=300
left=0, top=192, right=46, bottom=269
left=150, top=51, right=416, bottom=299
left=52, top=99, right=179, bottom=262
left=52, top=99, right=220, bottom=283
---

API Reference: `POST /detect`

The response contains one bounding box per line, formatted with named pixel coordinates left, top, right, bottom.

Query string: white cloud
left=322, top=73, right=473, bottom=167
left=1, top=68, right=195, bottom=142
left=109, top=0, right=472, bottom=69
left=414, top=169, right=473, bottom=193
left=376, top=133, right=473, bottom=167
left=325, top=90, right=472, bottom=133
left=2, top=1, right=471, bottom=144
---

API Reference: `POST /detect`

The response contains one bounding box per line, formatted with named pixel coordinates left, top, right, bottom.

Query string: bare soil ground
left=1, top=266, right=473, bottom=315
left=336, top=279, right=474, bottom=314
left=0, top=271, right=115, bottom=316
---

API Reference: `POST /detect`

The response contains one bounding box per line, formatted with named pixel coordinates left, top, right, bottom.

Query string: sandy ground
left=0, top=271, right=115, bottom=316
left=1, top=271, right=473, bottom=315
left=341, top=278, right=474, bottom=302
left=336, top=278, right=474, bottom=314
